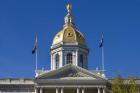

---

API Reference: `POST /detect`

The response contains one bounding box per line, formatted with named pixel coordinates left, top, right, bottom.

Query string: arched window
left=55, top=54, right=59, bottom=69
left=66, top=53, right=73, bottom=64
left=80, top=54, right=84, bottom=67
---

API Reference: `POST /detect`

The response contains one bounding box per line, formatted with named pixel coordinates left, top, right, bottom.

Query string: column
left=103, top=88, right=105, bottom=93
left=53, top=54, right=56, bottom=70
left=35, top=88, right=37, bottom=93
left=51, top=53, right=53, bottom=70
left=61, top=88, right=64, bottom=93
left=56, top=88, right=59, bottom=93
left=98, top=88, right=101, bottom=93
left=52, top=54, right=55, bottom=70
left=59, top=51, right=62, bottom=68
left=77, top=88, right=80, bottom=93
left=75, top=50, right=78, bottom=66
left=40, top=88, right=43, bottom=93
left=82, top=88, right=85, bottom=93
left=73, top=52, right=76, bottom=66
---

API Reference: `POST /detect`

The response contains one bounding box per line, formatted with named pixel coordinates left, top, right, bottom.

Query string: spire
left=64, top=3, right=73, bottom=25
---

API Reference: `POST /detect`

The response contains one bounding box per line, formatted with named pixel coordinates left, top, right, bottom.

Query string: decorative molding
left=67, top=72, right=84, bottom=77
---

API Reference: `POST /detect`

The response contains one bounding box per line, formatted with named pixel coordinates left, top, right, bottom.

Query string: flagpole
left=34, top=33, right=38, bottom=77
left=36, top=49, right=38, bottom=71
left=101, top=33, right=105, bottom=77
left=102, top=45, right=105, bottom=71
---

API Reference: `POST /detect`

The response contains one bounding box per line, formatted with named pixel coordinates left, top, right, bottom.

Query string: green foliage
left=111, top=75, right=140, bottom=93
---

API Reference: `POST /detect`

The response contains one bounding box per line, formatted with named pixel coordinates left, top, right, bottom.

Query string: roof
left=52, top=25, right=87, bottom=47
left=51, top=3, right=87, bottom=48
left=35, top=64, right=108, bottom=80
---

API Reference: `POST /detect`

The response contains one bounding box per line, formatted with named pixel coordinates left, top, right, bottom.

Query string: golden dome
left=52, top=25, right=87, bottom=46
left=52, top=3, right=87, bottom=47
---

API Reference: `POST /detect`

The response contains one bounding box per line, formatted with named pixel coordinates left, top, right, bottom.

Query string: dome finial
left=66, top=3, right=72, bottom=15
left=64, top=3, right=73, bottom=25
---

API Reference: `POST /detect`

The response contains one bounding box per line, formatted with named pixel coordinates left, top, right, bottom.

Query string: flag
left=32, top=34, right=38, bottom=54
left=99, top=33, right=104, bottom=48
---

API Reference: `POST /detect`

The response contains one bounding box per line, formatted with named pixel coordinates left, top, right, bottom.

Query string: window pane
left=55, top=54, right=59, bottom=69
left=67, top=53, right=72, bottom=64
left=80, top=55, right=83, bottom=67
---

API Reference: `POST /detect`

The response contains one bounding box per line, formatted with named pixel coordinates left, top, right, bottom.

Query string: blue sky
left=0, top=0, right=140, bottom=78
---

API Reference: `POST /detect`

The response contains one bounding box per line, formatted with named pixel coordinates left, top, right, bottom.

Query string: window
left=67, top=53, right=73, bottom=64
left=55, top=54, right=59, bottom=69
left=80, top=54, right=84, bottom=67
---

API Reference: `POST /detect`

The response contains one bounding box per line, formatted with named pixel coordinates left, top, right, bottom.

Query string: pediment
left=36, top=64, right=106, bottom=80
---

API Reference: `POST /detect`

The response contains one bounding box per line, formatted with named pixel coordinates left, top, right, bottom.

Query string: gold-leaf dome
left=52, top=3, right=87, bottom=47
left=52, top=25, right=87, bottom=46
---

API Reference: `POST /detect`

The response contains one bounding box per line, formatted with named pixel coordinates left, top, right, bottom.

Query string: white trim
left=36, top=85, right=106, bottom=88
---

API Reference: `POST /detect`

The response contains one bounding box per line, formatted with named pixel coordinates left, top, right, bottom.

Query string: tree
left=111, top=75, right=140, bottom=93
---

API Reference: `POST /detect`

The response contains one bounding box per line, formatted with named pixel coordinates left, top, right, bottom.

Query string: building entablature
left=0, top=78, right=34, bottom=85
left=51, top=44, right=89, bottom=53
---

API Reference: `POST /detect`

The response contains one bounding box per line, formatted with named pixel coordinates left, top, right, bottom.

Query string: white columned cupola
left=50, top=3, right=89, bottom=71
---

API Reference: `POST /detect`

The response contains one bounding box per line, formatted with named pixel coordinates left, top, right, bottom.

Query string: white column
left=35, top=88, right=37, bottom=93
left=75, top=50, right=78, bottom=66
left=60, top=51, right=63, bottom=67
left=40, top=88, right=43, bottom=93
left=52, top=54, right=55, bottom=70
left=77, top=88, right=80, bottom=93
left=61, top=88, right=64, bottom=93
left=53, top=53, right=57, bottom=70
left=103, top=88, right=105, bottom=93
left=56, top=88, right=59, bottom=93
left=51, top=53, right=53, bottom=70
left=98, top=88, right=101, bottom=93
left=82, top=88, right=85, bottom=93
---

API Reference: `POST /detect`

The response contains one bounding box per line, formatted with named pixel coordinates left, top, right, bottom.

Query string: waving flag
left=99, top=33, right=104, bottom=48
left=32, top=34, right=38, bottom=54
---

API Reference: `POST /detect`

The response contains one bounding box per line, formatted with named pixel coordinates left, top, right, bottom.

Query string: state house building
left=0, top=3, right=139, bottom=93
